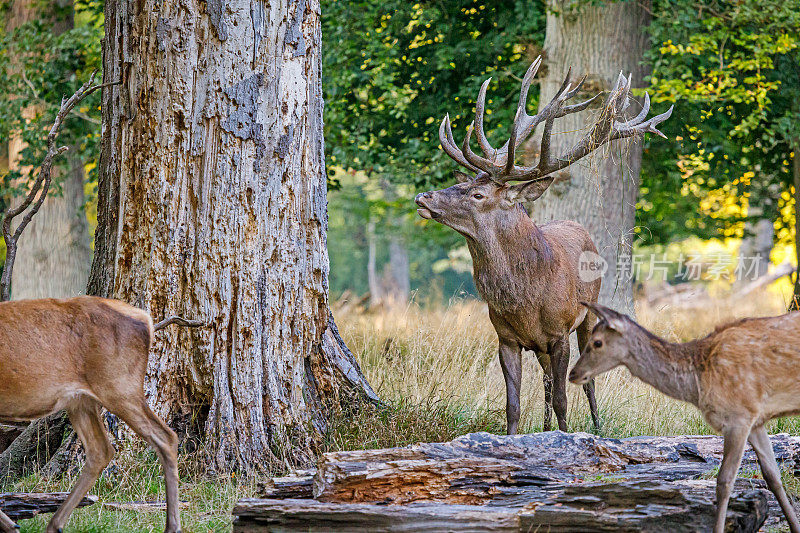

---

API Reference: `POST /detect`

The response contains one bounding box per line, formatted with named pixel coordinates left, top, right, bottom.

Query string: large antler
left=438, top=57, right=673, bottom=184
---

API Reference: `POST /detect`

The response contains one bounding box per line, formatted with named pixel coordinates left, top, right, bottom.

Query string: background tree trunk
left=89, top=0, right=376, bottom=474
left=10, top=155, right=90, bottom=299
left=531, top=0, right=651, bottom=314
left=5, top=1, right=89, bottom=301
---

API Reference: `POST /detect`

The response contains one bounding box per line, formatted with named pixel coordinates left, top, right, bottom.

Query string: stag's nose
left=415, top=192, right=432, bottom=206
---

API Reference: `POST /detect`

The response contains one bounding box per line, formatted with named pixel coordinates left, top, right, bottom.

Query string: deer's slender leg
left=535, top=351, right=553, bottom=432
left=576, top=315, right=601, bottom=430
left=47, top=399, right=114, bottom=533
left=714, top=425, right=750, bottom=533
left=112, top=399, right=181, bottom=532
left=0, top=510, right=18, bottom=532
left=749, top=425, right=800, bottom=532
left=499, top=340, right=522, bottom=435
left=551, top=337, right=569, bottom=432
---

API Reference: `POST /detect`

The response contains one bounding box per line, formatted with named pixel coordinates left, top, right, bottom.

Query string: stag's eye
left=593, top=340, right=603, bottom=349
left=472, top=193, right=484, bottom=200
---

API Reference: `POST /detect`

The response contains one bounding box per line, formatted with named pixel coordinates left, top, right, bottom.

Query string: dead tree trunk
left=89, top=0, right=377, bottom=474
left=531, top=0, right=651, bottom=314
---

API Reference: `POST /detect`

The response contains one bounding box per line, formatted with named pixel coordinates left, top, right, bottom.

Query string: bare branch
left=0, top=71, right=117, bottom=301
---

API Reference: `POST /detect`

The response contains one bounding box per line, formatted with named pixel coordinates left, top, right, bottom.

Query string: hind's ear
left=506, top=177, right=555, bottom=204
left=582, top=301, right=627, bottom=333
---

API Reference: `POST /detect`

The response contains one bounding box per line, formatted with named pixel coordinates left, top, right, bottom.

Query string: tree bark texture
left=90, top=0, right=376, bottom=474
left=531, top=0, right=651, bottom=314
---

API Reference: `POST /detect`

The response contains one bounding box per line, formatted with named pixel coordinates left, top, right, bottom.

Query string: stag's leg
left=749, top=425, right=800, bottom=532
left=534, top=351, right=553, bottom=432
left=47, top=399, right=114, bottom=533
left=551, top=337, right=569, bottom=432
left=576, top=317, right=601, bottom=430
left=714, top=425, right=750, bottom=533
left=499, top=341, right=522, bottom=435
left=112, top=398, right=181, bottom=532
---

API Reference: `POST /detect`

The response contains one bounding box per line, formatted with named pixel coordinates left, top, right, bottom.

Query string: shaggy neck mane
left=466, top=205, right=553, bottom=306
left=623, top=319, right=702, bottom=406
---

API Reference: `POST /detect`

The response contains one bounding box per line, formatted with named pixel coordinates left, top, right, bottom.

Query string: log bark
left=0, top=492, right=96, bottom=521
left=233, top=484, right=768, bottom=533
left=531, top=0, right=652, bottom=314
left=90, top=0, right=376, bottom=473
left=235, top=431, right=800, bottom=531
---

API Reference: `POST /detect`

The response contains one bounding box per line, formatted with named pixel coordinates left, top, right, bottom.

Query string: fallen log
left=233, top=480, right=768, bottom=533
left=234, top=431, right=800, bottom=531
left=0, top=492, right=97, bottom=520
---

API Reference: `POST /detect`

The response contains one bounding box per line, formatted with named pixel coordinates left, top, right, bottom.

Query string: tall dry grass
left=332, top=289, right=799, bottom=443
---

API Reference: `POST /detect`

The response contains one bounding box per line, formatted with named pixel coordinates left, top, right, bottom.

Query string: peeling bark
left=90, top=0, right=376, bottom=473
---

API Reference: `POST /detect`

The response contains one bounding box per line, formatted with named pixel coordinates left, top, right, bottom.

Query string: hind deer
left=415, top=57, right=672, bottom=433
left=0, top=296, right=200, bottom=533
left=570, top=303, right=800, bottom=533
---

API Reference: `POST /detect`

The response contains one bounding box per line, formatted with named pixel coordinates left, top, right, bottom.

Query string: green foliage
left=0, top=0, right=103, bottom=198
left=327, top=169, right=474, bottom=299
left=322, top=0, right=545, bottom=189
left=639, top=0, right=800, bottom=245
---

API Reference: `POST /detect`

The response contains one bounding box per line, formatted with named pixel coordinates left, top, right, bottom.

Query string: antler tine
left=461, top=121, right=504, bottom=174
left=474, top=78, right=497, bottom=158
left=613, top=103, right=674, bottom=140
left=439, top=114, right=480, bottom=172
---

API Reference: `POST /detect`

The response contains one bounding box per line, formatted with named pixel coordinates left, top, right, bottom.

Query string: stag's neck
left=466, top=207, right=553, bottom=307
left=623, top=323, right=702, bottom=406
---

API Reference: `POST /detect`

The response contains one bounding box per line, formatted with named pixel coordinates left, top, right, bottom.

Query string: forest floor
left=9, top=288, right=800, bottom=531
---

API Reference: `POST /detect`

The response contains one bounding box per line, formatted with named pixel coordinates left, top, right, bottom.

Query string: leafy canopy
left=322, top=0, right=545, bottom=189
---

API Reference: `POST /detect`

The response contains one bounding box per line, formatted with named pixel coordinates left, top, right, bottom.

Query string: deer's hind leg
left=47, top=398, right=114, bottom=533
left=534, top=351, right=553, bottom=432
left=748, top=424, right=800, bottom=532
left=550, top=337, right=569, bottom=432
left=577, top=315, right=601, bottom=430
left=111, top=398, right=181, bottom=533
left=714, top=424, right=751, bottom=533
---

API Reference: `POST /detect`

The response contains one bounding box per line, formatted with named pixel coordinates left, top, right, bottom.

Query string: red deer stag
left=0, top=296, right=199, bottom=533
left=570, top=303, right=800, bottom=533
left=415, top=57, right=672, bottom=433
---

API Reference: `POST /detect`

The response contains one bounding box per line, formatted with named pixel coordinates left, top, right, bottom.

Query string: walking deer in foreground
left=570, top=303, right=800, bottom=533
left=415, top=57, right=672, bottom=433
left=0, top=296, right=199, bottom=533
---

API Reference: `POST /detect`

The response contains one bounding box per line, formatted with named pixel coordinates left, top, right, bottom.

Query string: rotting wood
left=236, top=431, right=800, bottom=531
left=0, top=492, right=97, bottom=521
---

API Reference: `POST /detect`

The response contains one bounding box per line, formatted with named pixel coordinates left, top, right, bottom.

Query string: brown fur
left=570, top=304, right=800, bottom=533
left=0, top=296, right=181, bottom=533
left=416, top=176, right=601, bottom=433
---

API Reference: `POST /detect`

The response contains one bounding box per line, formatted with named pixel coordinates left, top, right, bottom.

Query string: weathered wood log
left=0, top=492, right=97, bottom=520
left=312, top=431, right=800, bottom=504
left=257, top=471, right=315, bottom=499
left=233, top=480, right=769, bottom=533
left=235, top=432, right=800, bottom=531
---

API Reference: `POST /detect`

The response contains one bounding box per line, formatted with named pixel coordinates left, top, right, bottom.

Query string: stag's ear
left=581, top=301, right=628, bottom=333
left=454, top=170, right=474, bottom=184
left=506, top=177, right=555, bottom=204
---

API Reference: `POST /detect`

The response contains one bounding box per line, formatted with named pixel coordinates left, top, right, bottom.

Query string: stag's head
left=569, top=302, right=633, bottom=385
left=415, top=57, right=673, bottom=238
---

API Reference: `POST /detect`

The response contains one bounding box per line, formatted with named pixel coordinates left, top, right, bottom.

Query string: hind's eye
left=472, top=193, right=484, bottom=200
left=593, top=340, right=603, bottom=348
